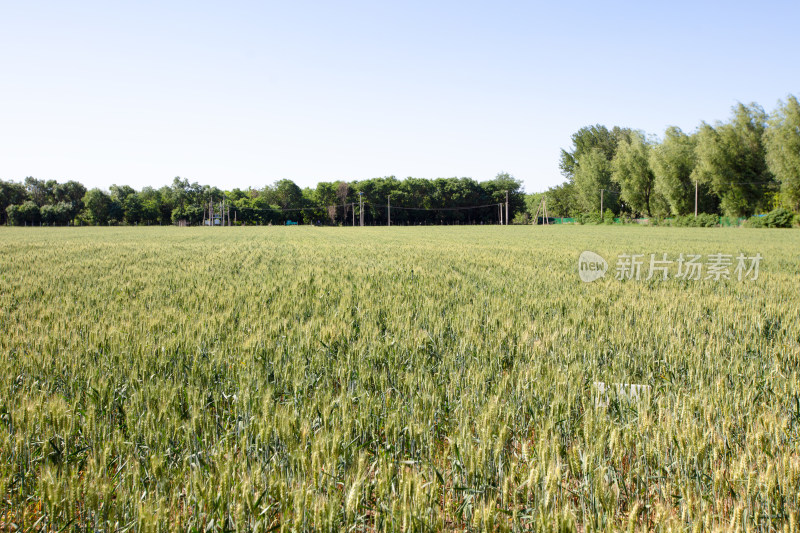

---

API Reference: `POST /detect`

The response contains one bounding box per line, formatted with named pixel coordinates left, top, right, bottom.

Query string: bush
left=512, top=212, right=530, bottom=225
left=673, top=213, right=719, bottom=227
left=765, top=208, right=794, bottom=228
left=603, top=209, right=615, bottom=225
left=577, top=212, right=601, bottom=225
left=6, top=201, right=41, bottom=226
left=746, top=208, right=795, bottom=228
left=672, top=215, right=690, bottom=227
left=696, top=213, right=719, bottom=227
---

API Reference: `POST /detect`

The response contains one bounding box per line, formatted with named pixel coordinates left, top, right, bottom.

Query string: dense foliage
left=0, top=175, right=524, bottom=227
left=548, top=96, right=800, bottom=219
left=3, top=97, right=799, bottom=227
left=1, top=226, right=798, bottom=530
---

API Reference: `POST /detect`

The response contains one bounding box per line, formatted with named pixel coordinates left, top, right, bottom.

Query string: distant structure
left=203, top=201, right=232, bottom=226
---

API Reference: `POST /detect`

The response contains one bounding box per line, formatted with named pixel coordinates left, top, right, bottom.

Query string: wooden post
left=600, top=189, right=604, bottom=214
left=505, top=190, right=509, bottom=225
left=388, top=195, right=391, bottom=226
left=544, top=198, right=550, bottom=225
left=695, top=181, right=698, bottom=217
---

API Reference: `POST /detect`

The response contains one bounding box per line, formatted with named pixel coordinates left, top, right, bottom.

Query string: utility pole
left=387, top=195, right=391, bottom=226
left=352, top=203, right=355, bottom=226
left=359, top=192, right=363, bottom=227
left=694, top=181, right=698, bottom=217
left=543, top=197, right=549, bottom=224
left=600, top=189, right=604, bottom=214
left=505, top=190, right=509, bottom=226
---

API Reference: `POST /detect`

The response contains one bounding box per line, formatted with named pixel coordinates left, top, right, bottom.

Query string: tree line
left=536, top=95, right=800, bottom=220
left=0, top=174, right=524, bottom=226
left=3, top=95, right=798, bottom=227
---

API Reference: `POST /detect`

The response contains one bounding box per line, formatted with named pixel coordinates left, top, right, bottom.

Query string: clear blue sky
left=2, top=0, right=798, bottom=193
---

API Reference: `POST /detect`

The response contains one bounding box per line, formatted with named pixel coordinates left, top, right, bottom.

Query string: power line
left=371, top=202, right=503, bottom=212
left=228, top=201, right=504, bottom=213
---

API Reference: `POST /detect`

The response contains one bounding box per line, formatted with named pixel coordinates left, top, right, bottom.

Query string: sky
left=1, top=0, right=799, bottom=193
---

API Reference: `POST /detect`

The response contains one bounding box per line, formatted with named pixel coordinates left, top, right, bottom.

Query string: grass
left=0, top=225, right=799, bottom=531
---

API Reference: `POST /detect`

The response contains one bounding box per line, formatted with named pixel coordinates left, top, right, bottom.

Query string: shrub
left=696, top=213, right=719, bottom=227
left=765, top=208, right=794, bottom=228
left=746, top=208, right=795, bottom=228
left=577, top=212, right=601, bottom=225
left=673, top=214, right=719, bottom=227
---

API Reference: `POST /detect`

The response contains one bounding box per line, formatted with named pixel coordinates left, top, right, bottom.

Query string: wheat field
left=1, top=226, right=799, bottom=532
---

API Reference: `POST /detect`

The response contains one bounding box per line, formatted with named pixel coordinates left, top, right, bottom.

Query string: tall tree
left=543, top=181, right=579, bottom=218
left=269, top=179, right=305, bottom=209
left=6, top=201, right=41, bottom=225
left=573, top=147, right=617, bottom=213
left=138, top=187, right=163, bottom=225
left=650, top=127, right=698, bottom=215
left=0, top=181, right=27, bottom=224
left=83, top=189, right=112, bottom=225
left=53, top=181, right=87, bottom=209
left=336, top=181, right=351, bottom=224
left=480, top=172, right=525, bottom=222
left=764, top=95, right=800, bottom=211
left=612, top=131, right=658, bottom=216
left=560, top=125, right=632, bottom=178
left=24, top=177, right=57, bottom=206
left=692, top=103, right=774, bottom=217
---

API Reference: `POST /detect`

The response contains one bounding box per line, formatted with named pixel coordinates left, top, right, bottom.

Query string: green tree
left=692, top=103, right=774, bottom=217
left=6, top=201, right=41, bottom=225
left=83, top=189, right=113, bottom=225
left=560, top=125, right=632, bottom=178
left=650, top=127, right=699, bottom=215
left=271, top=179, right=305, bottom=209
left=612, top=131, right=659, bottom=216
left=574, top=148, right=617, bottom=213
left=24, top=177, right=56, bottom=206
left=314, top=182, right=340, bottom=223
left=0, top=181, right=27, bottom=224
left=542, top=181, right=579, bottom=218
left=122, top=195, right=144, bottom=224
left=53, top=181, right=87, bottom=209
left=40, top=203, right=74, bottom=225
left=481, top=172, right=525, bottom=222
left=764, top=95, right=800, bottom=211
